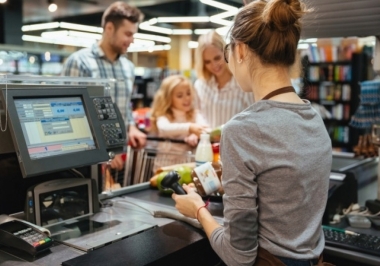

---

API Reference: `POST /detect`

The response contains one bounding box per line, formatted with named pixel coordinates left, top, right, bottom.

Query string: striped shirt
left=61, top=43, right=135, bottom=126
left=194, top=76, right=255, bottom=128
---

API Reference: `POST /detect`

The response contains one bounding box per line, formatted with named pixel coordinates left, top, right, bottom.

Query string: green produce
left=174, top=165, right=193, bottom=185
left=156, top=165, right=193, bottom=195
left=156, top=171, right=173, bottom=195
left=210, top=125, right=223, bottom=142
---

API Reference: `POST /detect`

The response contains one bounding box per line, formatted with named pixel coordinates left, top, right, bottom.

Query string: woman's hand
left=189, top=123, right=208, bottom=137
left=184, top=133, right=198, bottom=147
left=172, top=184, right=205, bottom=219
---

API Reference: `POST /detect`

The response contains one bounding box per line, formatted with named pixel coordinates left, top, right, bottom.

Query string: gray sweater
left=210, top=100, right=332, bottom=266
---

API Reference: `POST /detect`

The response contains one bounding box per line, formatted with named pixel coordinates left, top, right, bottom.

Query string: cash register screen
left=14, top=97, right=96, bottom=159
left=1, top=87, right=110, bottom=178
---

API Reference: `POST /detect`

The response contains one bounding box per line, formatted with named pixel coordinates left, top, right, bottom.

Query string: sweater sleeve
left=210, top=119, right=259, bottom=266
left=156, top=116, right=190, bottom=137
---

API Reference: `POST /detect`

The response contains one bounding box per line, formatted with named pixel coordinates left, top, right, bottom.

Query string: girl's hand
left=172, top=184, right=205, bottom=219
left=184, top=134, right=198, bottom=147
left=189, top=123, right=208, bottom=137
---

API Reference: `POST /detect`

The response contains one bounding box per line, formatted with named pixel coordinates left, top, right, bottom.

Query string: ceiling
left=21, top=0, right=380, bottom=39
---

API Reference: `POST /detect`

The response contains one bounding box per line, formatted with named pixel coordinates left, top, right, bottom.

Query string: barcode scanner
left=161, top=171, right=187, bottom=195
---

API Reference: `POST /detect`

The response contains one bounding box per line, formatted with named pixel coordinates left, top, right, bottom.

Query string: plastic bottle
left=191, top=161, right=222, bottom=197
left=195, top=133, right=213, bottom=167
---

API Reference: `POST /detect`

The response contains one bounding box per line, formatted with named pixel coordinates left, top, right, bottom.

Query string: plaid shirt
left=61, top=43, right=135, bottom=126
left=194, top=76, right=255, bottom=128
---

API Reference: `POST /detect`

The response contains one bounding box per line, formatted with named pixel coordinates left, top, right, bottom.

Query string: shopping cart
left=122, top=136, right=196, bottom=187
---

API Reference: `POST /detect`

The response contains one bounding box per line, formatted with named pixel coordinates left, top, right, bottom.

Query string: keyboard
left=323, top=227, right=380, bottom=257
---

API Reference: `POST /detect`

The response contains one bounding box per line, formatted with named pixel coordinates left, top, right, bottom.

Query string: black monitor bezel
left=0, top=87, right=109, bottom=178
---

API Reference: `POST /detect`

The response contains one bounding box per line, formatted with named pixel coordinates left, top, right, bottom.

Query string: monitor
left=0, top=87, right=110, bottom=177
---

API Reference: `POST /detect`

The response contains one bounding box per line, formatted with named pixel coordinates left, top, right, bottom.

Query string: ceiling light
left=215, top=26, right=231, bottom=36
left=156, top=17, right=210, bottom=23
left=48, top=0, right=57, bottom=13
left=59, top=22, right=103, bottom=33
left=199, top=0, right=238, bottom=12
left=211, top=10, right=239, bottom=19
left=188, top=41, right=199, bottom=49
left=139, top=21, right=173, bottom=35
left=0, top=0, right=7, bottom=4
left=22, top=22, right=60, bottom=32
left=128, top=45, right=171, bottom=53
left=134, top=33, right=171, bottom=43
left=194, top=29, right=213, bottom=35
left=171, top=29, right=193, bottom=35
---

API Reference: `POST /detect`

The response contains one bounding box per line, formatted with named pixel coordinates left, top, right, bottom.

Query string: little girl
left=149, top=75, right=209, bottom=172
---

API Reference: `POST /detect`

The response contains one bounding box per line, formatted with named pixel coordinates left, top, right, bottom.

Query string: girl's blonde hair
left=195, top=30, right=231, bottom=81
left=149, top=75, right=197, bottom=133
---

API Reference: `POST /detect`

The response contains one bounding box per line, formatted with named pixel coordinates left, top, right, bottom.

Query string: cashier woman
left=173, top=0, right=333, bottom=266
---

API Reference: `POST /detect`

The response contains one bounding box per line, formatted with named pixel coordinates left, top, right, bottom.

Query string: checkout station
left=1, top=76, right=380, bottom=266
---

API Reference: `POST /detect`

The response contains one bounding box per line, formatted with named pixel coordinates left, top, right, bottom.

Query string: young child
left=149, top=75, right=209, bottom=172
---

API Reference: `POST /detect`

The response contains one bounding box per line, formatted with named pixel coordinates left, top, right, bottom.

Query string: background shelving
left=302, top=52, right=369, bottom=152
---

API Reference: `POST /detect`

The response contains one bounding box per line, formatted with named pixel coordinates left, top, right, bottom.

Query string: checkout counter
left=1, top=78, right=380, bottom=265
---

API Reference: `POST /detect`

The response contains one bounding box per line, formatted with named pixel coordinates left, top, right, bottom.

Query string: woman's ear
left=236, top=42, right=248, bottom=64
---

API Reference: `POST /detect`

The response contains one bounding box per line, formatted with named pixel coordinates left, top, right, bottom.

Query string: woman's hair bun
left=262, top=0, right=305, bottom=32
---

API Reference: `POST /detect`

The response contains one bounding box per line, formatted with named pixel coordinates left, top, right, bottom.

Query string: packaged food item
left=191, top=161, right=222, bottom=197
left=195, top=133, right=213, bottom=167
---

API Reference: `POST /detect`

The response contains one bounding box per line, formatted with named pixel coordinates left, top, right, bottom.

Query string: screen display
left=39, top=184, right=90, bottom=226
left=14, top=97, right=96, bottom=159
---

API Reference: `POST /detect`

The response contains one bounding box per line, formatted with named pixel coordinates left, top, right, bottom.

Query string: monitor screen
left=15, top=96, right=96, bottom=159
left=0, top=87, right=110, bottom=177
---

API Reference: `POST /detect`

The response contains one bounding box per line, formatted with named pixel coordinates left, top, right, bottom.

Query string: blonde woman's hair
left=149, top=75, right=196, bottom=133
left=195, top=30, right=231, bottom=81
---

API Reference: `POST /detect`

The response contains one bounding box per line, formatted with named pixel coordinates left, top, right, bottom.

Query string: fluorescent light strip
left=24, top=35, right=156, bottom=50
left=128, top=44, right=171, bottom=53
left=139, top=21, right=173, bottom=35
left=194, top=29, right=213, bottom=35
left=59, top=22, right=103, bottom=33
left=199, top=0, right=238, bottom=12
left=134, top=33, right=171, bottom=43
left=171, top=29, right=193, bottom=35
left=22, top=22, right=60, bottom=32
left=23, top=22, right=170, bottom=43
left=42, top=30, right=102, bottom=40
left=22, top=35, right=94, bottom=48
left=211, top=10, right=238, bottom=19
left=215, top=26, right=231, bottom=36
left=188, top=41, right=199, bottom=49
left=156, top=16, right=210, bottom=23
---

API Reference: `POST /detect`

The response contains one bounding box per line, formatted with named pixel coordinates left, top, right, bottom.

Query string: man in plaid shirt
left=62, top=1, right=146, bottom=170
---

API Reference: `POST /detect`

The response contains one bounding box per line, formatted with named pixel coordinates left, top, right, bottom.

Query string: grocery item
left=209, top=125, right=223, bottom=142
left=195, top=133, right=213, bottom=167
left=191, top=161, right=222, bottom=197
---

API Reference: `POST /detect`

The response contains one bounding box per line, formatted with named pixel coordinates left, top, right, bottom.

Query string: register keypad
left=93, top=97, right=125, bottom=147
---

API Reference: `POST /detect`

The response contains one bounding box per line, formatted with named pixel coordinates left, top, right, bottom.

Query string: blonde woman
left=149, top=75, right=209, bottom=172
left=194, top=30, right=255, bottom=128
